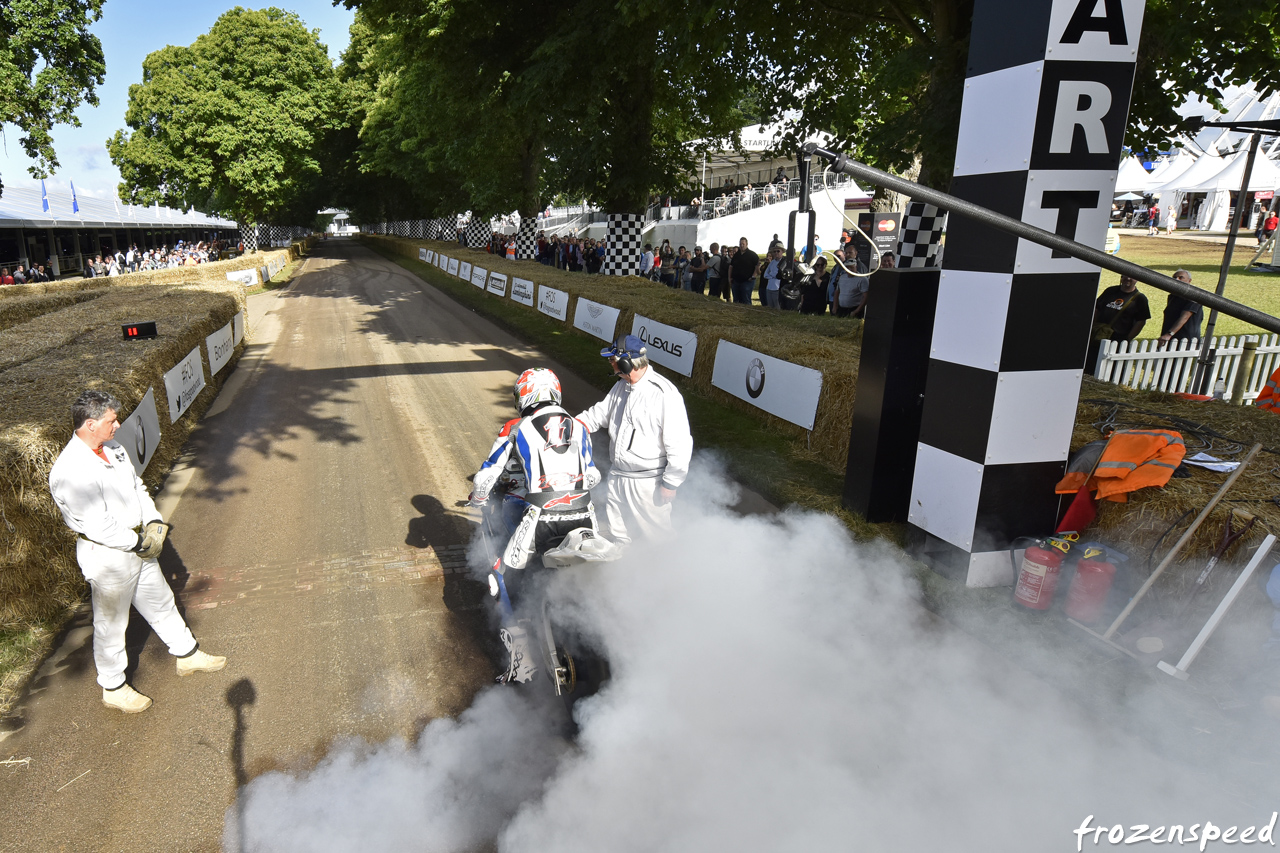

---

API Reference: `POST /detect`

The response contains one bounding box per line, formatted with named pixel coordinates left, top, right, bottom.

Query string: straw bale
left=0, top=289, right=107, bottom=333
left=0, top=282, right=246, bottom=628
left=1068, top=378, right=1280, bottom=612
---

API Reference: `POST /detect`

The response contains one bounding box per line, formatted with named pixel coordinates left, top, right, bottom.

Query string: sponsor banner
left=447, top=258, right=460, bottom=276
left=537, top=285, right=568, bottom=321
left=856, top=211, right=903, bottom=257
left=511, top=277, right=535, bottom=306
left=205, top=322, right=235, bottom=376
left=712, top=340, right=823, bottom=430
left=426, top=250, right=435, bottom=264
left=163, top=346, right=207, bottom=423
left=437, top=253, right=447, bottom=269
left=470, top=265, right=488, bottom=288
left=631, top=314, right=697, bottom=377
left=459, top=261, right=473, bottom=281
left=487, top=272, right=508, bottom=296
left=573, top=298, right=620, bottom=343
left=419, top=248, right=428, bottom=261
left=226, top=269, right=258, bottom=287
left=232, top=311, right=245, bottom=346
left=259, top=266, right=269, bottom=284
left=114, top=388, right=161, bottom=475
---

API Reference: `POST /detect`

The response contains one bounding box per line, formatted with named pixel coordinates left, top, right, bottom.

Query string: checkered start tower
left=847, top=0, right=1146, bottom=587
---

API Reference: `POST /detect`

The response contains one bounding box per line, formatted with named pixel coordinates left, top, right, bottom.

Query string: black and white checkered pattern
left=899, top=0, right=1144, bottom=588
left=601, top=213, right=644, bottom=276
left=463, top=218, right=491, bottom=249
left=239, top=224, right=258, bottom=252
left=516, top=218, right=538, bottom=260
left=895, top=203, right=946, bottom=268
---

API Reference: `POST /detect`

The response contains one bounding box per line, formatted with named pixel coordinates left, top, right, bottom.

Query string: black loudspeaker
left=842, top=268, right=940, bottom=523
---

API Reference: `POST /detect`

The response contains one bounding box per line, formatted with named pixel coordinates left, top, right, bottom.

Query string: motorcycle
left=473, top=490, right=618, bottom=697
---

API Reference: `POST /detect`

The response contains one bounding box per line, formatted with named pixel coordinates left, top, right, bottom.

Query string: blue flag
left=71, top=181, right=79, bottom=213
left=41, top=180, right=49, bottom=213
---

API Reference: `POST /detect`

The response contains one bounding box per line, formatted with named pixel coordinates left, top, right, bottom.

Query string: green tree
left=0, top=0, right=106, bottom=195
left=107, top=6, right=343, bottom=225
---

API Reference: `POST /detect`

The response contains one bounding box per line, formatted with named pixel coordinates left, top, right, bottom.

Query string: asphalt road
left=0, top=239, right=607, bottom=852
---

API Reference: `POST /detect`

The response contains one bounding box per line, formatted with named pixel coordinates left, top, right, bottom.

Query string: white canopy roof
left=1178, top=150, right=1280, bottom=193
left=1149, top=153, right=1226, bottom=194
left=1145, top=150, right=1196, bottom=188
left=0, top=182, right=237, bottom=230
left=1114, top=156, right=1152, bottom=193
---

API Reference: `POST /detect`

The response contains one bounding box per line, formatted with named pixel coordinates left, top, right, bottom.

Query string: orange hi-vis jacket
left=1256, top=366, right=1280, bottom=413
left=1055, top=429, right=1186, bottom=503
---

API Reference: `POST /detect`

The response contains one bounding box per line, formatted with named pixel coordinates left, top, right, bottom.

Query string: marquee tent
left=1114, top=156, right=1152, bottom=193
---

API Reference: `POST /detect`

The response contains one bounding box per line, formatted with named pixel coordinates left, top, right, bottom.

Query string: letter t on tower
left=906, top=0, right=1145, bottom=585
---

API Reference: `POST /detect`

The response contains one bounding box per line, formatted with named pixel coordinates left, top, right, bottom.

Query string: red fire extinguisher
left=1065, top=544, right=1118, bottom=623
left=1014, top=533, right=1076, bottom=610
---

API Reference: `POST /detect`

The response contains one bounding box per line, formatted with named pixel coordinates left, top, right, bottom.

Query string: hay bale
left=0, top=289, right=108, bottom=333
left=0, top=282, right=246, bottom=629
left=1069, top=378, right=1280, bottom=612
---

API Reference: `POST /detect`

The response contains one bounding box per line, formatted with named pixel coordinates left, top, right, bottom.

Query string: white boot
left=102, top=683, right=152, bottom=713
left=176, top=648, right=227, bottom=676
left=497, top=625, right=537, bottom=684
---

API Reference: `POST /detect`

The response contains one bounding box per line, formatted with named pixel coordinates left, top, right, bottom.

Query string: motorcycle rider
left=471, top=368, right=602, bottom=683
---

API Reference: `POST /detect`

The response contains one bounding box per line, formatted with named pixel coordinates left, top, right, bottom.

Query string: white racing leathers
left=576, top=369, right=693, bottom=547
left=48, top=436, right=196, bottom=688
left=473, top=405, right=602, bottom=569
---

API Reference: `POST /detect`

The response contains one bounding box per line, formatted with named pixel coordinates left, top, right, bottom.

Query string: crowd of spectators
left=470, top=222, right=888, bottom=320
left=84, top=240, right=230, bottom=278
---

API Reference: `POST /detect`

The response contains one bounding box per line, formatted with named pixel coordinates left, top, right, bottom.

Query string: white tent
left=1144, top=150, right=1196, bottom=189
left=1114, top=156, right=1152, bottom=193
left=1149, top=153, right=1225, bottom=194
left=1178, top=150, right=1280, bottom=193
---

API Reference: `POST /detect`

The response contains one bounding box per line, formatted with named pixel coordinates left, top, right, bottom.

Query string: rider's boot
left=497, top=623, right=538, bottom=684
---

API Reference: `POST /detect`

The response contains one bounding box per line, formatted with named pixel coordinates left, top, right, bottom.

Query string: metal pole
left=1194, top=132, right=1262, bottom=393
left=803, top=144, right=1280, bottom=336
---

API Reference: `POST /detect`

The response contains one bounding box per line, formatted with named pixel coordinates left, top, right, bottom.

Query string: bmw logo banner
left=114, top=387, right=162, bottom=475
left=711, top=340, right=823, bottom=430
left=630, top=314, right=698, bottom=377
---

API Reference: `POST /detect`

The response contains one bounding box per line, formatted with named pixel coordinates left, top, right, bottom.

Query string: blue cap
left=600, top=334, right=646, bottom=359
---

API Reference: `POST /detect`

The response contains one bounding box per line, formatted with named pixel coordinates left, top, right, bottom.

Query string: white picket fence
left=1095, top=334, right=1280, bottom=403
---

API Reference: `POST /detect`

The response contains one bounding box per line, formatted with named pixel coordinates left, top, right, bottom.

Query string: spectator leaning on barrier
left=1159, top=269, right=1203, bottom=345
left=48, top=390, right=227, bottom=713
left=1087, top=274, right=1150, bottom=375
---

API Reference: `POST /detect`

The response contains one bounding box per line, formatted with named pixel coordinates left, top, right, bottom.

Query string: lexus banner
left=630, top=314, right=697, bottom=377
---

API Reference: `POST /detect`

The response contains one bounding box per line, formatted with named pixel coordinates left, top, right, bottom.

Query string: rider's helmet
left=513, top=368, right=562, bottom=414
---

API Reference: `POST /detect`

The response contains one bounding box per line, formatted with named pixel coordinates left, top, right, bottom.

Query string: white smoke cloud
left=228, top=455, right=1271, bottom=852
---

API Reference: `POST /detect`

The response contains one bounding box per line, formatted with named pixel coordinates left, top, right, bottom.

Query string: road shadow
left=224, top=677, right=257, bottom=853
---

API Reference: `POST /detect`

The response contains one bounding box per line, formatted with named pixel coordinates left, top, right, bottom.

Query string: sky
left=0, top=0, right=356, bottom=200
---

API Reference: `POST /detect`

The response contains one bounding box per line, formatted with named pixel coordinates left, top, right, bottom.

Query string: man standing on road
left=576, top=335, right=693, bottom=548
left=729, top=237, right=759, bottom=305
left=48, top=390, right=226, bottom=713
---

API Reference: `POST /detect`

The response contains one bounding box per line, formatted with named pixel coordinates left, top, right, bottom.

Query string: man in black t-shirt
left=1086, top=275, right=1150, bottom=375
left=1159, top=269, right=1203, bottom=344
left=729, top=237, right=760, bottom=305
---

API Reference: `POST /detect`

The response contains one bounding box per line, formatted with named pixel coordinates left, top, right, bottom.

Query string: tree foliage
left=107, top=6, right=343, bottom=225
left=0, top=0, right=105, bottom=195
